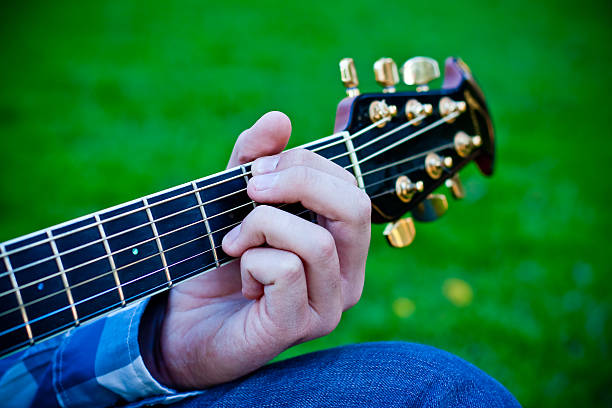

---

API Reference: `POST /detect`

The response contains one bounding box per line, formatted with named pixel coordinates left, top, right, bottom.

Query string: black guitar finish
left=335, top=57, right=494, bottom=222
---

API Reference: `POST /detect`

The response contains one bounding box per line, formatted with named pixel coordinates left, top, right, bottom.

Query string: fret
left=4, top=233, right=74, bottom=341
left=197, top=168, right=254, bottom=264
left=53, top=216, right=120, bottom=320
left=47, top=231, right=79, bottom=325
left=143, top=198, right=172, bottom=287
left=0, top=127, right=381, bottom=359
left=192, top=181, right=220, bottom=268
left=99, top=202, right=166, bottom=301
left=240, top=164, right=257, bottom=209
left=147, top=185, right=215, bottom=282
left=95, top=214, right=125, bottom=306
left=0, top=244, right=33, bottom=346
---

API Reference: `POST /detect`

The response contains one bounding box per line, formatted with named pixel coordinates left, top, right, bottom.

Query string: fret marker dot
left=132, top=248, right=139, bottom=256
left=37, top=283, right=44, bottom=291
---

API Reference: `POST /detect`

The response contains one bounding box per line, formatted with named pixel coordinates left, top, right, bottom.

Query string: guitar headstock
left=334, top=56, right=495, bottom=247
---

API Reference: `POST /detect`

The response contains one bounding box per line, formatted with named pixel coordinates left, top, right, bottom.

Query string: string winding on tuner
left=454, top=131, right=482, bottom=158
left=395, top=175, right=424, bottom=203
left=405, top=99, right=433, bottom=125
left=369, top=100, right=397, bottom=127
left=439, top=97, right=467, bottom=123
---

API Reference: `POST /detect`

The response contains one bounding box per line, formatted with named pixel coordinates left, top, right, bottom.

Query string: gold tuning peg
left=445, top=174, right=465, bottom=199
left=339, top=58, right=360, bottom=97
left=412, top=194, right=448, bottom=222
left=374, top=58, right=399, bottom=93
left=383, top=217, right=416, bottom=248
left=401, top=57, right=440, bottom=92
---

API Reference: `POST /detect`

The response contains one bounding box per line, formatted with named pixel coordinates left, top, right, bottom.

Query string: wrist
left=138, top=292, right=175, bottom=387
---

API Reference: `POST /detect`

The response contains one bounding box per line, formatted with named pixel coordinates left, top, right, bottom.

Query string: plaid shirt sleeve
left=0, top=299, right=201, bottom=408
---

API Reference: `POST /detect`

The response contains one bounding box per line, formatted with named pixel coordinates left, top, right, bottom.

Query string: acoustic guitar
left=0, top=56, right=494, bottom=358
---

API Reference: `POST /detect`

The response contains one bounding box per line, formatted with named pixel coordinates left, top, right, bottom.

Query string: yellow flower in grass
left=443, top=278, right=473, bottom=307
left=392, top=297, right=415, bottom=318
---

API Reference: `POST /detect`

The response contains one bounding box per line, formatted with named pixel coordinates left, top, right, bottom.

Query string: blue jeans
left=171, top=342, right=520, bottom=407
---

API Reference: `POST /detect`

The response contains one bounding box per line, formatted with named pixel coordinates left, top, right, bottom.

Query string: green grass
left=1, top=1, right=611, bottom=406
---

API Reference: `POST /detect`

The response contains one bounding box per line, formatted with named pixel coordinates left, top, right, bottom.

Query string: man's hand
left=154, top=112, right=371, bottom=389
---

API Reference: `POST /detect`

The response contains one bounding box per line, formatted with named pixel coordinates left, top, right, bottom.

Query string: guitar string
left=0, top=112, right=437, bottom=278
left=0, top=115, right=391, bottom=262
left=0, top=139, right=460, bottom=328
left=368, top=164, right=456, bottom=200
left=0, top=144, right=454, bottom=341
left=0, top=115, right=460, bottom=306
left=0, top=141, right=449, bottom=316
left=0, top=119, right=389, bottom=281
left=3, top=137, right=456, bottom=311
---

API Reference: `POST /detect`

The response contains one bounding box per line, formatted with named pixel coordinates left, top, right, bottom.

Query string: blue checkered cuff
left=54, top=300, right=178, bottom=407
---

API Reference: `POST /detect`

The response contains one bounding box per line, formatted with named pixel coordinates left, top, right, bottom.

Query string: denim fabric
left=169, top=342, right=521, bottom=408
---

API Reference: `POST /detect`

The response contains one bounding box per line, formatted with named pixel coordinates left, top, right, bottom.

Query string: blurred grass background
left=1, top=0, right=611, bottom=406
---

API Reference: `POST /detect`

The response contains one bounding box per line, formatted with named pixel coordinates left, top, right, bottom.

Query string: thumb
left=227, top=111, right=291, bottom=168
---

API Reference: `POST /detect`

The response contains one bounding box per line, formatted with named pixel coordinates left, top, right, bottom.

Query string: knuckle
left=282, top=165, right=316, bottom=190
left=316, top=229, right=337, bottom=259
left=354, top=189, right=372, bottom=223
left=320, top=311, right=342, bottom=336
left=283, top=148, right=310, bottom=166
left=242, top=205, right=274, bottom=233
left=251, top=204, right=275, bottom=220
left=279, top=253, right=302, bottom=278
left=344, top=286, right=364, bottom=309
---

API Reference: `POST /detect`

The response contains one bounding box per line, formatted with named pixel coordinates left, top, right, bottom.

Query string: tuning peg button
left=339, top=58, right=360, bottom=97
left=374, top=58, right=400, bottom=93
left=445, top=174, right=465, bottom=199
left=412, top=194, right=448, bottom=222
left=384, top=217, right=416, bottom=248
left=402, top=57, right=440, bottom=92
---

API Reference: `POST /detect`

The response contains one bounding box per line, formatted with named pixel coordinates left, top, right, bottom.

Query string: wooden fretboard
left=0, top=133, right=353, bottom=358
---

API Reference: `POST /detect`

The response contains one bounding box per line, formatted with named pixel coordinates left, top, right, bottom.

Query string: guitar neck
left=0, top=56, right=495, bottom=359
left=0, top=131, right=354, bottom=358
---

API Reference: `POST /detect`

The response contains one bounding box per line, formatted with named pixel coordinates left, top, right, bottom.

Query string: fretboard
left=0, top=132, right=354, bottom=358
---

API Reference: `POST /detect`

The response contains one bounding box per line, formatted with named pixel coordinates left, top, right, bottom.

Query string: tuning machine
left=445, top=174, right=465, bottom=199
left=374, top=58, right=399, bottom=93
left=339, top=58, right=360, bottom=97
left=425, top=152, right=453, bottom=179
left=401, top=57, right=440, bottom=92
left=384, top=217, right=416, bottom=248
left=412, top=194, right=448, bottom=222
left=454, top=131, right=482, bottom=157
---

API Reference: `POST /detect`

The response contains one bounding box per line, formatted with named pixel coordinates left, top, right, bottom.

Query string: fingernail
left=252, top=155, right=280, bottom=175
left=251, top=173, right=279, bottom=191
left=222, top=224, right=242, bottom=246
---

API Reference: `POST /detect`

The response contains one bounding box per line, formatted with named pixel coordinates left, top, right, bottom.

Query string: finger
left=248, top=166, right=370, bottom=310
left=251, top=148, right=357, bottom=186
left=227, top=111, right=291, bottom=168
left=222, top=205, right=342, bottom=322
left=240, top=247, right=309, bottom=339
left=248, top=166, right=371, bottom=226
